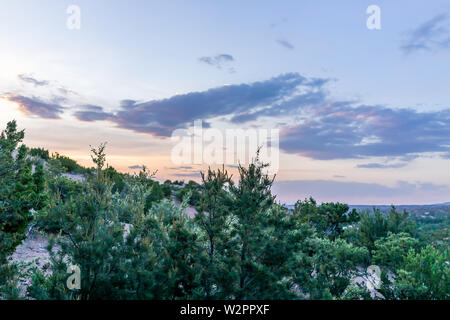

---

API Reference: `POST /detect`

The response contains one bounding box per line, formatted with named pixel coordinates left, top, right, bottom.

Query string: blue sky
left=1, top=0, right=450, bottom=204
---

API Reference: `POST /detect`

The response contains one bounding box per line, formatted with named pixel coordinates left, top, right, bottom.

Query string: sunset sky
left=1, top=0, right=450, bottom=204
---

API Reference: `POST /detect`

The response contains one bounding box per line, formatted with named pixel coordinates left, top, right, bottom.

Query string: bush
left=28, top=147, right=50, bottom=160
left=0, top=121, right=47, bottom=296
left=161, top=181, right=172, bottom=198
left=50, top=153, right=87, bottom=175
left=176, top=181, right=201, bottom=206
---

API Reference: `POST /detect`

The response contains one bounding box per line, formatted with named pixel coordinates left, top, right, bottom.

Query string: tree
left=161, top=181, right=172, bottom=198
left=0, top=121, right=48, bottom=259
left=303, top=238, right=369, bottom=299
left=145, top=181, right=164, bottom=211
left=176, top=181, right=201, bottom=206
left=386, top=206, right=416, bottom=236
left=29, top=143, right=132, bottom=299
left=227, top=153, right=280, bottom=299
left=354, top=207, right=416, bottom=255
left=194, top=166, right=233, bottom=298
left=388, top=246, right=449, bottom=300
left=294, top=198, right=359, bottom=240
left=28, top=144, right=206, bottom=300
left=139, top=199, right=206, bottom=299
left=372, top=232, right=418, bottom=270
left=0, top=120, right=47, bottom=295
left=104, top=166, right=125, bottom=193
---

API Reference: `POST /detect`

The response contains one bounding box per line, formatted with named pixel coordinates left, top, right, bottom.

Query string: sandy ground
left=7, top=232, right=59, bottom=297
left=9, top=232, right=54, bottom=268
left=170, top=195, right=198, bottom=218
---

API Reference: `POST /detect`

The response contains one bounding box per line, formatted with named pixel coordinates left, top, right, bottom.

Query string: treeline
left=0, top=120, right=448, bottom=300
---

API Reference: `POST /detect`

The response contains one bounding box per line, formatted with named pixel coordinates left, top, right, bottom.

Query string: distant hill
left=283, top=202, right=450, bottom=218
left=348, top=203, right=450, bottom=218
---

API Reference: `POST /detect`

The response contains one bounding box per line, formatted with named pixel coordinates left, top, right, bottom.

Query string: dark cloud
left=280, top=103, right=450, bottom=160
left=74, top=73, right=309, bottom=137
left=276, top=39, right=295, bottom=50
left=128, top=165, right=144, bottom=170
left=356, top=162, right=408, bottom=169
left=273, top=179, right=450, bottom=204
left=73, top=105, right=112, bottom=122
left=230, top=88, right=328, bottom=124
left=198, top=54, right=235, bottom=72
left=17, top=74, right=49, bottom=87
left=172, top=172, right=200, bottom=178
left=5, top=94, right=64, bottom=119
left=167, top=166, right=194, bottom=170
left=401, top=13, right=450, bottom=54
left=69, top=72, right=450, bottom=163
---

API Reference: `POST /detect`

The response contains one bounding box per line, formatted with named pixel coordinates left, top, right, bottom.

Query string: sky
left=1, top=0, right=450, bottom=205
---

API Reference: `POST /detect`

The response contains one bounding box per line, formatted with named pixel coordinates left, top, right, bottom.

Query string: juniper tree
left=0, top=120, right=48, bottom=295
left=29, top=143, right=133, bottom=299
left=139, top=199, right=206, bottom=299
left=226, top=153, right=286, bottom=299
left=303, top=237, right=369, bottom=299
left=294, top=198, right=359, bottom=240
left=0, top=120, right=48, bottom=257
left=194, top=166, right=233, bottom=298
left=28, top=144, right=207, bottom=300
left=372, top=232, right=419, bottom=270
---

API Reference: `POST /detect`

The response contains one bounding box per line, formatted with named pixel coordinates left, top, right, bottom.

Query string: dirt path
left=9, top=232, right=55, bottom=268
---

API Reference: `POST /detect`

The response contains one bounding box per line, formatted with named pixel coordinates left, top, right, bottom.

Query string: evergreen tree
left=194, top=166, right=233, bottom=298
left=294, top=198, right=360, bottom=240
left=0, top=120, right=47, bottom=296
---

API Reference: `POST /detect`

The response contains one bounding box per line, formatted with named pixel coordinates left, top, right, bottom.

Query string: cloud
left=272, top=179, right=450, bottom=204
left=4, top=94, right=64, bottom=119
left=356, top=162, right=408, bottom=169
left=167, top=166, right=194, bottom=170
left=198, top=54, right=235, bottom=72
left=69, top=72, right=450, bottom=163
left=276, top=39, right=295, bottom=50
left=230, top=86, right=328, bottom=124
left=18, top=74, right=49, bottom=87
left=172, top=172, right=200, bottom=178
left=73, top=105, right=112, bottom=122
left=401, top=13, right=450, bottom=54
left=128, top=165, right=143, bottom=170
left=74, top=73, right=310, bottom=137
left=280, top=103, right=450, bottom=160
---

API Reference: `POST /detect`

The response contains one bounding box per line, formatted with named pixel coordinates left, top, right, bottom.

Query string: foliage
left=351, top=206, right=416, bottom=254
left=161, top=181, right=172, bottom=198
left=0, top=121, right=48, bottom=296
left=372, top=232, right=418, bottom=270
left=145, top=181, right=164, bottom=211
left=104, top=166, right=126, bottom=193
left=176, top=181, right=201, bottom=206
left=380, top=246, right=449, bottom=300
left=49, top=152, right=87, bottom=175
left=294, top=198, right=360, bottom=240
left=28, top=147, right=50, bottom=160
left=303, top=237, right=369, bottom=299
left=1, top=121, right=448, bottom=301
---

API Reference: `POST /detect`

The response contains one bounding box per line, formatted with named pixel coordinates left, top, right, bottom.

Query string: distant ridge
left=283, top=202, right=450, bottom=217
left=284, top=202, right=450, bottom=209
